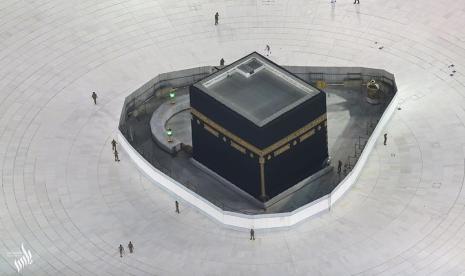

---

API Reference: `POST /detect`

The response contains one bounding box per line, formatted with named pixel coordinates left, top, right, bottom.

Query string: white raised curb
left=150, top=94, right=190, bottom=153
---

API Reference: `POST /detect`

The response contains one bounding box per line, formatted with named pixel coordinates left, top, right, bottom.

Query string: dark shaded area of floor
left=122, top=84, right=394, bottom=214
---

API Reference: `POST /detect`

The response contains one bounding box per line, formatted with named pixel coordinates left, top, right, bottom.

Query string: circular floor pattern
left=1, top=0, right=465, bottom=275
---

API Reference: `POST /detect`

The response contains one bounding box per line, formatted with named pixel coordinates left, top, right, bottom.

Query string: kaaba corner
left=189, top=52, right=329, bottom=202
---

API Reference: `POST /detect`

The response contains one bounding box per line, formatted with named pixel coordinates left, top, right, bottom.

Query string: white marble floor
left=1, top=0, right=465, bottom=275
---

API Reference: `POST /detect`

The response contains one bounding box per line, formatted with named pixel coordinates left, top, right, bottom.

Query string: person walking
left=119, top=244, right=124, bottom=257
left=91, top=92, right=98, bottom=105
left=111, top=139, right=117, bottom=152
left=265, top=44, right=271, bottom=56
left=175, top=200, right=180, bottom=214
left=250, top=228, right=255, bottom=240
left=114, top=149, right=120, bottom=162
left=215, top=12, right=219, bottom=25
left=337, top=160, right=342, bottom=174
left=353, top=0, right=360, bottom=4
left=220, top=58, right=225, bottom=66
left=383, top=133, right=387, bottom=145
left=128, top=241, right=134, bottom=254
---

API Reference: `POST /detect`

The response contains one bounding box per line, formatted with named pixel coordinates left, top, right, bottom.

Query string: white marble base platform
left=1, top=0, right=465, bottom=275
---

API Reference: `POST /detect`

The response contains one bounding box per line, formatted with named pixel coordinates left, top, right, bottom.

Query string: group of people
left=214, top=0, right=362, bottom=24
left=214, top=12, right=271, bottom=59
left=91, top=93, right=120, bottom=162
left=330, top=0, right=360, bottom=4
left=92, top=93, right=255, bottom=242
left=94, top=14, right=388, bottom=244
left=118, top=241, right=134, bottom=258
left=178, top=200, right=259, bottom=240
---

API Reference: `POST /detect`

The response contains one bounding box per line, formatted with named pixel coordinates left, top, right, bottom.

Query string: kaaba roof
left=194, top=52, right=320, bottom=127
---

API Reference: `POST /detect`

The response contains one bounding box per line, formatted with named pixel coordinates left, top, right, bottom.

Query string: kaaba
left=190, top=52, right=328, bottom=201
